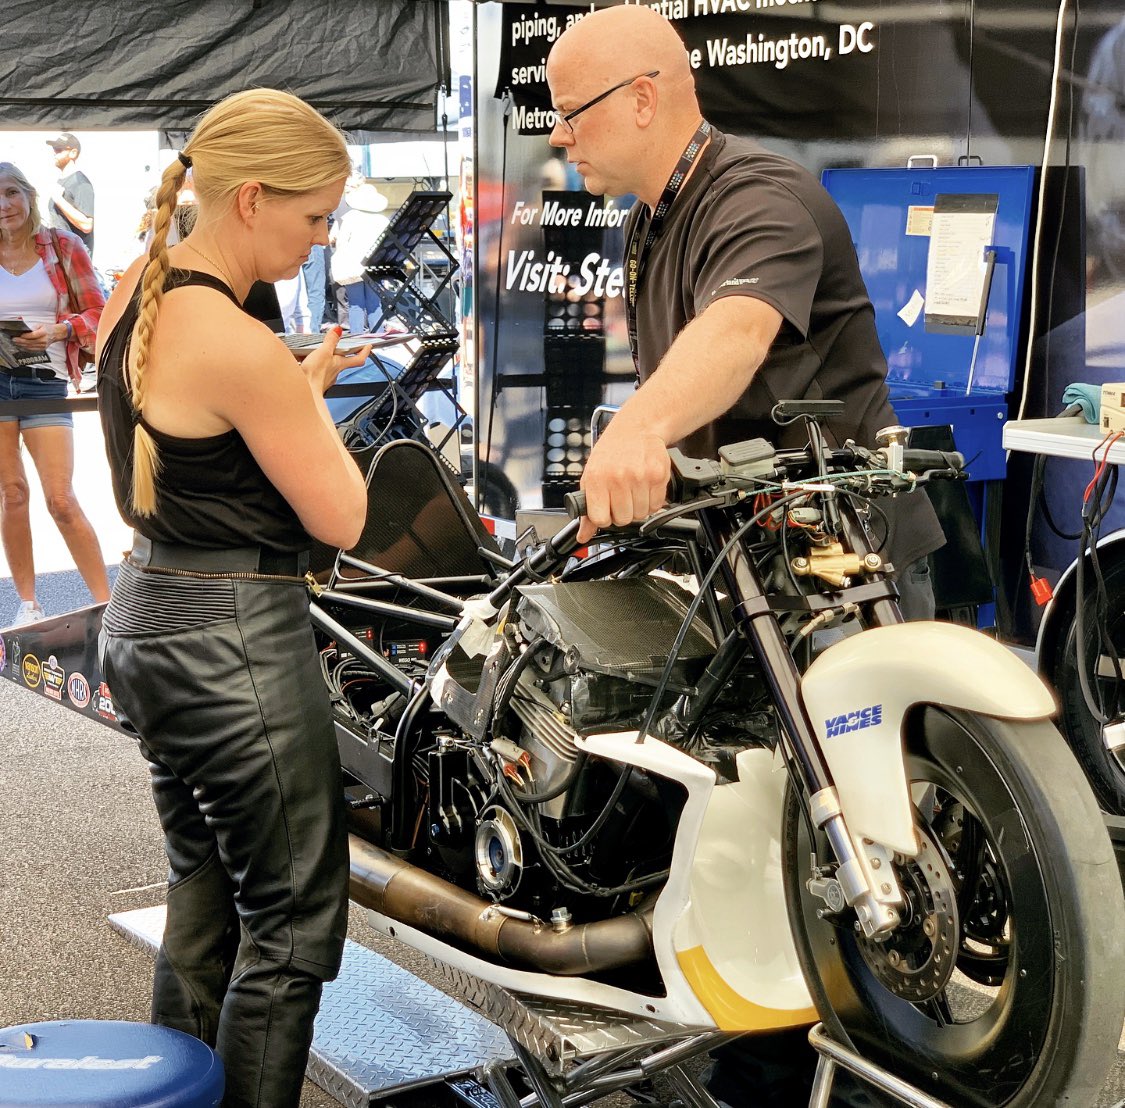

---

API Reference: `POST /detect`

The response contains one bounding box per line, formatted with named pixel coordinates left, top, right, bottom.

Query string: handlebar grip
left=900, top=448, right=965, bottom=472
left=564, top=490, right=587, bottom=519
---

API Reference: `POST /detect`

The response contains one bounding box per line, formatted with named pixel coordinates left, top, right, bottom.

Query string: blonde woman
left=94, top=89, right=369, bottom=1108
left=0, top=161, right=109, bottom=624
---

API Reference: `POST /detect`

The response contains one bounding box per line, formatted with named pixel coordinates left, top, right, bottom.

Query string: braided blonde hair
left=128, top=88, right=351, bottom=515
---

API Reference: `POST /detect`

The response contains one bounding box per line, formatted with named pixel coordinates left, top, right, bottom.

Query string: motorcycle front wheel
left=783, top=706, right=1125, bottom=1107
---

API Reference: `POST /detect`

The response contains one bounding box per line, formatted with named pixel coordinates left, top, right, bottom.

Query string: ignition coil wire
left=635, top=491, right=810, bottom=750
left=494, top=769, right=670, bottom=897
left=491, top=636, right=545, bottom=739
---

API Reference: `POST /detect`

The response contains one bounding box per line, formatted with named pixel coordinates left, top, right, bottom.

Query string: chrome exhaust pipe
left=349, top=834, right=654, bottom=975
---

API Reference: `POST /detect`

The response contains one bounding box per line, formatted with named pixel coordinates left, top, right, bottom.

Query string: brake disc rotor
left=857, top=829, right=960, bottom=1002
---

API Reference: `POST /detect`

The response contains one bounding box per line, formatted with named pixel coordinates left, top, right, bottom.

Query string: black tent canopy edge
left=2, top=0, right=451, bottom=135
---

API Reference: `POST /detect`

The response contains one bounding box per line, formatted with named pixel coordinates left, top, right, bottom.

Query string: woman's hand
left=12, top=323, right=66, bottom=350
left=300, top=325, right=373, bottom=395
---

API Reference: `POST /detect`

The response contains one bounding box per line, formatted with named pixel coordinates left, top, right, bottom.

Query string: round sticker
left=67, top=672, right=91, bottom=709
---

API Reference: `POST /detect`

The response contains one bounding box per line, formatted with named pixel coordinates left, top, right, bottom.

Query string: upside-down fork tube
left=349, top=835, right=655, bottom=974
left=700, top=508, right=832, bottom=794
left=698, top=508, right=900, bottom=931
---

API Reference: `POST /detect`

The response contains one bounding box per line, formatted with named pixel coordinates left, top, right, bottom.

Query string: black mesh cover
left=344, top=439, right=499, bottom=580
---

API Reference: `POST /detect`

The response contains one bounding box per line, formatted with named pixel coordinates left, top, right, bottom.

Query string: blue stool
left=0, top=1021, right=223, bottom=1107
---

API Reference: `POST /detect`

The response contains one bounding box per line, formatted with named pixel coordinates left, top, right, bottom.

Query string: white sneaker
left=12, top=600, right=44, bottom=627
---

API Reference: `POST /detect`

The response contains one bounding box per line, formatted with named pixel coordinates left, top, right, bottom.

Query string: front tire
left=784, top=707, right=1125, bottom=1106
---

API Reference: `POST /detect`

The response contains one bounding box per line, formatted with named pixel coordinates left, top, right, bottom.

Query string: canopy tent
left=0, top=0, right=450, bottom=139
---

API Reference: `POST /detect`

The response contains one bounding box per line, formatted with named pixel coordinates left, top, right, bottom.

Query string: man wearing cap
left=330, top=180, right=391, bottom=333
left=46, top=133, right=94, bottom=254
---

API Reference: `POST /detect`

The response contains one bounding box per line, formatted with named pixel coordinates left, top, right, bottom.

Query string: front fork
left=702, top=508, right=907, bottom=939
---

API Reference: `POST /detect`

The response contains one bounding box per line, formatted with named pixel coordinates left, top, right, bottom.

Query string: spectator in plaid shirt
left=0, top=161, right=109, bottom=625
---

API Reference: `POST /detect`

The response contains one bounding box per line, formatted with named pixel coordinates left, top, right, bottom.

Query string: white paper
left=925, top=208, right=996, bottom=321
left=897, top=289, right=925, bottom=327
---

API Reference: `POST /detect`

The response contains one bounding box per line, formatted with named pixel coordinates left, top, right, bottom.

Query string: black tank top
left=98, top=269, right=308, bottom=551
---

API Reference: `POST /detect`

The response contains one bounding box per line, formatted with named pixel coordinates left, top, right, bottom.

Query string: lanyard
left=626, top=120, right=712, bottom=374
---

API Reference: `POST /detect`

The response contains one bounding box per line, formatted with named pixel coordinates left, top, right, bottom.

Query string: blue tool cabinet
left=822, top=165, right=1035, bottom=482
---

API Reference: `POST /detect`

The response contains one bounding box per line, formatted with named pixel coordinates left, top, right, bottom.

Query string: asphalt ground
left=0, top=417, right=1121, bottom=1107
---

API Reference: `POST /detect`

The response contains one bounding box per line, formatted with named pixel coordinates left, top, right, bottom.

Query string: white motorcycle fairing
left=365, top=733, right=818, bottom=1032
left=799, top=621, right=1058, bottom=856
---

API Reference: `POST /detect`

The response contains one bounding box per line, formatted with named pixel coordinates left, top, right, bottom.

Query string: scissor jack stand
left=807, top=1023, right=953, bottom=1108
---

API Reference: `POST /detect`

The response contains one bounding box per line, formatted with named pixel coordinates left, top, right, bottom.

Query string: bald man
left=546, top=6, right=942, bottom=617
left=547, top=10, right=914, bottom=1105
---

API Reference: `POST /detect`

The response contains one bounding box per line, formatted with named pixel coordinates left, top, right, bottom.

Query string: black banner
left=495, top=0, right=1063, bottom=141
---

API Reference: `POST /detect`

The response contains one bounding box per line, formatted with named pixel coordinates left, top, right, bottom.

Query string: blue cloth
left=345, top=279, right=384, bottom=335
left=301, top=245, right=327, bottom=332
left=1062, top=382, right=1102, bottom=424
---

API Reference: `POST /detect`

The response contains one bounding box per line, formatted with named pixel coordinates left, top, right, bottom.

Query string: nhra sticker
left=67, top=671, right=91, bottom=709
left=824, top=704, right=883, bottom=738
left=22, top=653, right=41, bottom=690
left=95, top=682, right=116, bottom=722
left=41, top=655, right=64, bottom=701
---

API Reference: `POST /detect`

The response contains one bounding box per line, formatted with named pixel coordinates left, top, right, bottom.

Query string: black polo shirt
left=626, top=128, right=944, bottom=569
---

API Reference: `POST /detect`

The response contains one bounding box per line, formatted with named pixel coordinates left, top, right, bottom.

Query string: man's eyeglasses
left=550, top=70, right=660, bottom=135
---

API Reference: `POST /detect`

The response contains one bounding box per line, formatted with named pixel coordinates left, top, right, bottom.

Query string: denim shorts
left=0, top=371, right=72, bottom=429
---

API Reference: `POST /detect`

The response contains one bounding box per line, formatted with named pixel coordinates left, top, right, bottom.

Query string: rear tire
left=784, top=706, right=1125, bottom=1106
left=1049, top=556, right=1125, bottom=814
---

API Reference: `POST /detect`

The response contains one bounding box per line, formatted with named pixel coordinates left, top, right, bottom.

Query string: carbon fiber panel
left=516, top=577, right=716, bottom=676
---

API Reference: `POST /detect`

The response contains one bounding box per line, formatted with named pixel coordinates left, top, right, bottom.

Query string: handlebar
left=564, top=490, right=588, bottom=520
left=562, top=445, right=965, bottom=521
left=900, top=448, right=965, bottom=472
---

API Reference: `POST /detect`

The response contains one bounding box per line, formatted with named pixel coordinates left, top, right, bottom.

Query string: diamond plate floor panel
left=424, top=955, right=709, bottom=1076
left=109, top=905, right=512, bottom=1107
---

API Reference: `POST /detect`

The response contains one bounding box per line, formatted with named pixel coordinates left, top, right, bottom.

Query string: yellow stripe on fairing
left=676, top=946, right=818, bottom=1031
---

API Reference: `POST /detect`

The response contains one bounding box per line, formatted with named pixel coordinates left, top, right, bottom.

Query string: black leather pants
left=100, top=561, right=349, bottom=1108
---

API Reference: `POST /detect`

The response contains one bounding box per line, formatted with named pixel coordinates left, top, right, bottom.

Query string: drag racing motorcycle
left=308, top=399, right=1125, bottom=1107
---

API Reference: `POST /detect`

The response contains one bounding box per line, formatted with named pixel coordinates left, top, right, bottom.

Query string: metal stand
left=807, top=1023, right=953, bottom=1108
left=423, top=953, right=736, bottom=1108
left=481, top=1029, right=731, bottom=1108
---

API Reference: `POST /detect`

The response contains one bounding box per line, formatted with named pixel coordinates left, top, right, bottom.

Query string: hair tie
left=177, top=151, right=192, bottom=169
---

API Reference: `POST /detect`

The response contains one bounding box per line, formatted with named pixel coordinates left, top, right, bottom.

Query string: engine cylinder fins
left=475, top=806, right=524, bottom=894
left=510, top=694, right=580, bottom=763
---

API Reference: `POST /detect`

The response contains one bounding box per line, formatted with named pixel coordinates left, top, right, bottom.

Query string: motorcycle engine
left=513, top=576, right=717, bottom=730
left=428, top=577, right=720, bottom=912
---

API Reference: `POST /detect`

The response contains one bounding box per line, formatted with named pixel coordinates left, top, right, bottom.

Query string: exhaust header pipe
left=349, top=834, right=654, bottom=975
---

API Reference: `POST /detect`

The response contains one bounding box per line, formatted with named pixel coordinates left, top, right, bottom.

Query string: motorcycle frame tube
left=316, top=589, right=459, bottom=631
left=309, top=601, right=418, bottom=697
left=333, top=553, right=470, bottom=612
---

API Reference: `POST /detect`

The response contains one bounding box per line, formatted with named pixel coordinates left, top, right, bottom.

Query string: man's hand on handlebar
left=576, top=422, right=671, bottom=544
